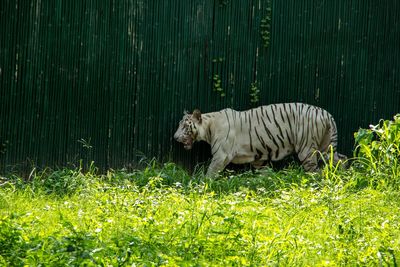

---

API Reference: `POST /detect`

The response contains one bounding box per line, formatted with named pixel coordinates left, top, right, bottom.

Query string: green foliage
left=212, top=57, right=226, bottom=97
left=34, top=168, right=89, bottom=196
left=0, top=214, right=28, bottom=266
left=0, top=140, right=8, bottom=155
left=2, top=119, right=400, bottom=265
left=218, top=0, right=229, bottom=7
left=4, top=162, right=98, bottom=197
left=249, top=82, right=260, bottom=105
left=104, top=160, right=193, bottom=188
left=1, top=162, right=400, bottom=266
left=354, top=114, right=400, bottom=188
left=261, top=0, right=272, bottom=48
left=213, top=74, right=225, bottom=97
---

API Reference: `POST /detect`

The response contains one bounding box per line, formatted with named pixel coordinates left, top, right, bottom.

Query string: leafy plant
left=260, top=0, right=272, bottom=48
left=213, top=74, right=225, bottom=97
left=0, top=215, right=26, bottom=266
left=218, top=0, right=229, bottom=7
left=0, top=140, right=8, bottom=155
left=77, top=138, right=92, bottom=150
left=78, top=138, right=94, bottom=171
left=354, top=114, right=400, bottom=187
left=249, top=82, right=260, bottom=105
left=50, top=219, right=102, bottom=265
left=211, top=57, right=226, bottom=98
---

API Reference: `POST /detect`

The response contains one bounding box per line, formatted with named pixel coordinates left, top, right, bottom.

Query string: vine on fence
left=213, top=74, right=225, bottom=97
left=218, top=0, right=229, bottom=7
left=212, top=57, right=226, bottom=97
left=261, top=0, right=272, bottom=48
left=250, top=82, right=260, bottom=105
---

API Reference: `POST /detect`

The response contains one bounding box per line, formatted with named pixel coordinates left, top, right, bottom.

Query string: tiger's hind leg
left=298, top=147, right=319, bottom=172
left=320, top=146, right=348, bottom=168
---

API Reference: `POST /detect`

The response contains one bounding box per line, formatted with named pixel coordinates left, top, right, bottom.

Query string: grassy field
left=0, top=162, right=399, bottom=266
left=1, top=117, right=399, bottom=266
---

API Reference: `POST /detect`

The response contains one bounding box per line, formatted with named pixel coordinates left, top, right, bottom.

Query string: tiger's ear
left=192, top=109, right=202, bottom=123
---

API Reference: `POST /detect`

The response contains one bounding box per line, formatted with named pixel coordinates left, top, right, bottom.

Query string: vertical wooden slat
left=0, top=0, right=399, bottom=172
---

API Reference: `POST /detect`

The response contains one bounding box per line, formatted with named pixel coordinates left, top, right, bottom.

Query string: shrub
left=354, top=114, right=400, bottom=187
left=0, top=214, right=28, bottom=266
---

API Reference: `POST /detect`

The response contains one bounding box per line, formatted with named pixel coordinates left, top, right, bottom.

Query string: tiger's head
left=174, top=109, right=202, bottom=150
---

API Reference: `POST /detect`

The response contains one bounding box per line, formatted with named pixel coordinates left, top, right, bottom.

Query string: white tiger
left=174, top=103, right=347, bottom=176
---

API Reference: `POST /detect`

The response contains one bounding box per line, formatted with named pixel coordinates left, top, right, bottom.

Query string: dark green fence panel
left=1, top=0, right=399, bottom=172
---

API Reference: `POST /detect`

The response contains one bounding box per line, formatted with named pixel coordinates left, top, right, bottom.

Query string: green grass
left=1, top=117, right=400, bottom=266
left=1, top=161, right=400, bottom=266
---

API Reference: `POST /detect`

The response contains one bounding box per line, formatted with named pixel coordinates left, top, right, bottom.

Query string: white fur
left=174, top=103, right=346, bottom=176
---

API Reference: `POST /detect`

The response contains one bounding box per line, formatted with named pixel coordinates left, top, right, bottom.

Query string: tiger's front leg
left=206, top=153, right=230, bottom=177
left=251, top=160, right=265, bottom=169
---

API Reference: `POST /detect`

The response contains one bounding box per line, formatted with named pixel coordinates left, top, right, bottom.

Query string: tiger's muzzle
left=174, top=131, right=194, bottom=150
